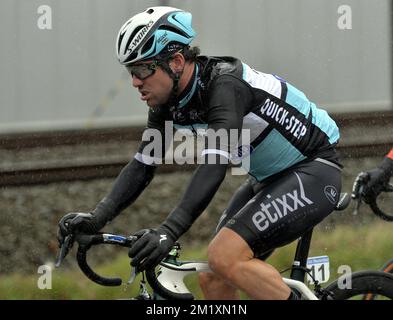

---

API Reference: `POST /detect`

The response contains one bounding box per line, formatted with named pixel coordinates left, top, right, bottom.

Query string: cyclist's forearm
left=92, top=158, right=156, bottom=225
left=380, top=153, right=393, bottom=177
left=161, top=161, right=228, bottom=239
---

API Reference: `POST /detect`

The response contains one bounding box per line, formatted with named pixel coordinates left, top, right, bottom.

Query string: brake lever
left=127, top=266, right=138, bottom=285
left=126, top=235, right=143, bottom=286
left=351, top=172, right=369, bottom=216
left=352, top=185, right=364, bottom=216
left=55, top=234, right=74, bottom=268
left=353, top=197, right=361, bottom=215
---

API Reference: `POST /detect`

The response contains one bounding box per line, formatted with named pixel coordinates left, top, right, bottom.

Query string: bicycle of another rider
left=351, top=171, right=393, bottom=300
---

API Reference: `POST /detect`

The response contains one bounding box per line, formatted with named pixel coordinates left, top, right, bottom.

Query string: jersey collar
left=176, top=63, right=199, bottom=109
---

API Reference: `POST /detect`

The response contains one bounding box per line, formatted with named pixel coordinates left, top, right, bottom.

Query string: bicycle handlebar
left=56, top=231, right=195, bottom=298
left=57, top=233, right=137, bottom=286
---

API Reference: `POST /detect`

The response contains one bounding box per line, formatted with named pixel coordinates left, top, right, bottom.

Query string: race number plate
left=306, top=255, right=330, bottom=284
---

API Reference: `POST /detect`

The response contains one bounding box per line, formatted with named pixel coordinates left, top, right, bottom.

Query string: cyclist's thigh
left=215, top=177, right=256, bottom=234
left=223, top=160, right=342, bottom=256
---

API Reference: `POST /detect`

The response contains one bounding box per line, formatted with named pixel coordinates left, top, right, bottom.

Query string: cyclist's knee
left=207, top=228, right=253, bottom=278
left=207, top=253, right=241, bottom=284
left=207, top=243, right=224, bottom=274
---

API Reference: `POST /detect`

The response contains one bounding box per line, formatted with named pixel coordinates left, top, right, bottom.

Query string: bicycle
left=55, top=192, right=393, bottom=300
left=351, top=172, right=393, bottom=300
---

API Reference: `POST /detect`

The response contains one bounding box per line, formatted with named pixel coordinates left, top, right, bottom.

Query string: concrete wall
left=0, top=0, right=391, bottom=133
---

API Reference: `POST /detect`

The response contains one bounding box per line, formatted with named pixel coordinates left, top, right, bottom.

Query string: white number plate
left=306, top=255, right=330, bottom=284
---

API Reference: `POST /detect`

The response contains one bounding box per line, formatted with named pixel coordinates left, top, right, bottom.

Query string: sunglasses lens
left=127, top=64, right=155, bottom=80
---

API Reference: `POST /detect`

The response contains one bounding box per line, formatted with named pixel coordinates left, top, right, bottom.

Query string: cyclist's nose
left=132, top=75, right=143, bottom=87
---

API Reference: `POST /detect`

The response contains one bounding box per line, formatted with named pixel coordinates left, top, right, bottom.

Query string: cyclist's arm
left=92, top=157, right=156, bottom=223
left=375, top=147, right=393, bottom=184
left=161, top=75, right=253, bottom=239
left=374, top=147, right=393, bottom=180
left=92, top=108, right=170, bottom=224
left=383, top=148, right=393, bottom=174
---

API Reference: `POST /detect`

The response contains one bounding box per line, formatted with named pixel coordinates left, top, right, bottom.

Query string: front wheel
left=325, top=270, right=393, bottom=300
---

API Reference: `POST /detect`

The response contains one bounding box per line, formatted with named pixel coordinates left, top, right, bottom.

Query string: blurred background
left=0, top=0, right=392, bottom=299
left=0, top=0, right=391, bottom=132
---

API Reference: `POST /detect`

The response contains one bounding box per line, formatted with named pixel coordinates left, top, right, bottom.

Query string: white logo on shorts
left=252, top=173, right=314, bottom=232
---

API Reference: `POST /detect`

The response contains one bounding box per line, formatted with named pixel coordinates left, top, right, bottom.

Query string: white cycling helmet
left=116, top=6, right=196, bottom=65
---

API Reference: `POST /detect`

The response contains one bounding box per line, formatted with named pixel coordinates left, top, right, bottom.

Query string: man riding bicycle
left=58, top=6, right=343, bottom=300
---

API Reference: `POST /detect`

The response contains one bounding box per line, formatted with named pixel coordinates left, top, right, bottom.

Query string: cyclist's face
left=129, top=60, right=173, bottom=108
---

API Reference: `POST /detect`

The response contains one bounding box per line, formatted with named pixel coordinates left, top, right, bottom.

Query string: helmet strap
left=156, top=58, right=183, bottom=108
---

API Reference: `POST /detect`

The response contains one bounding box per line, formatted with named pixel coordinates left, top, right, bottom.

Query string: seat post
left=290, top=228, right=314, bottom=282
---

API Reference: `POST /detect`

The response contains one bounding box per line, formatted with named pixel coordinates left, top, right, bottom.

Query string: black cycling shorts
left=215, top=158, right=342, bottom=257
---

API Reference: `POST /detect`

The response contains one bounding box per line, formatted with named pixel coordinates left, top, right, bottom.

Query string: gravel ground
left=0, top=153, right=388, bottom=275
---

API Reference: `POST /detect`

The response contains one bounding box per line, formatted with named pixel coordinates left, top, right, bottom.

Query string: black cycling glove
left=57, top=199, right=114, bottom=246
left=128, top=225, right=176, bottom=272
left=360, top=157, right=393, bottom=204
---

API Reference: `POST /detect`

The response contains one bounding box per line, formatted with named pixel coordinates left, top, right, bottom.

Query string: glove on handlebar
left=361, top=157, right=393, bottom=204
left=128, top=226, right=176, bottom=272
left=57, top=199, right=115, bottom=246
left=57, top=212, right=105, bottom=246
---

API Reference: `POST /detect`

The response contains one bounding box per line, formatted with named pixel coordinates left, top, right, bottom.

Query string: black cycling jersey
left=136, top=56, right=341, bottom=173
left=99, top=55, right=342, bottom=247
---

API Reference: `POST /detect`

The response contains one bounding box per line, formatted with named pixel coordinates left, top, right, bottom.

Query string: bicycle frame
left=155, top=259, right=319, bottom=300
left=149, top=227, right=319, bottom=300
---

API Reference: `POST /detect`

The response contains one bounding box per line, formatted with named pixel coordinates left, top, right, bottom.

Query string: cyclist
left=353, top=148, right=393, bottom=203
left=57, top=6, right=342, bottom=300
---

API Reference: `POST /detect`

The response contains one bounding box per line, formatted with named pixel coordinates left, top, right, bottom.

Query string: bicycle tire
left=363, top=259, right=393, bottom=300
left=325, top=270, right=393, bottom=300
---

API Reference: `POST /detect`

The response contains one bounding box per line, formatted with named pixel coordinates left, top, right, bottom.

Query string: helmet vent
left=146, top=8, right=154, bottom=14
left=124, top=26, right=143, bottom=54
left=141, top=37, right=154, bottom=55
left=125, top=52, right=137, bottom=64
left=159, top=25, right=188, bottom=38
left=129, top=26, right=143, bottom=43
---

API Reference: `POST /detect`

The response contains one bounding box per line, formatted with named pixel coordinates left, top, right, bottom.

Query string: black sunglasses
left=126, top=61, right=159, bottom=80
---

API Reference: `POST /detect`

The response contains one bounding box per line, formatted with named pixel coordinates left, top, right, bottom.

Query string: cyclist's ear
left=168, top=52, right=185, bottom=73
